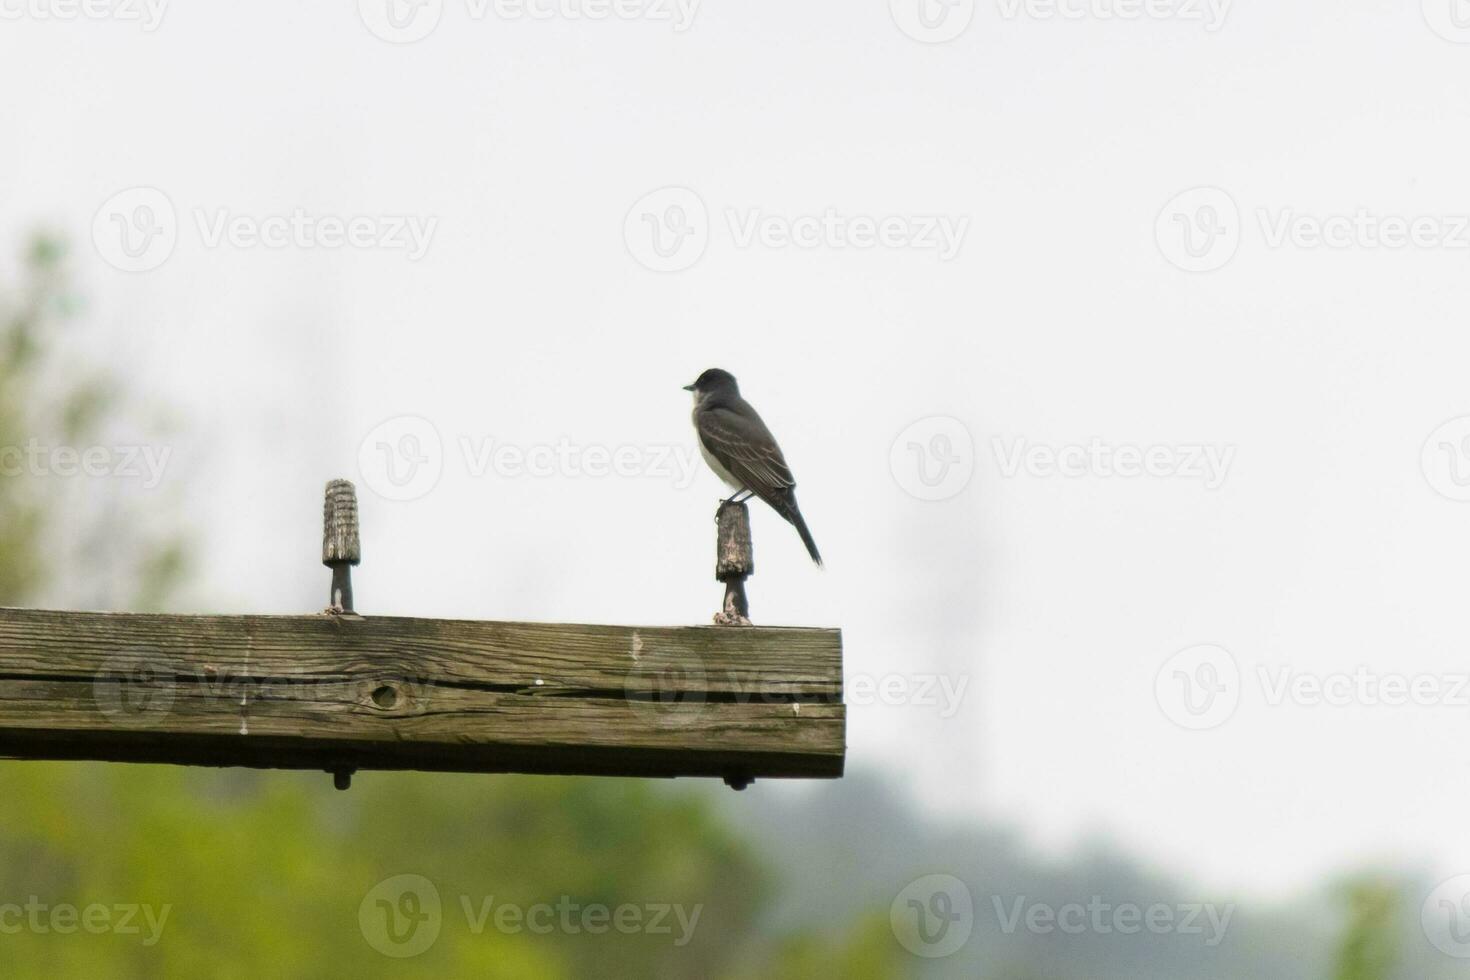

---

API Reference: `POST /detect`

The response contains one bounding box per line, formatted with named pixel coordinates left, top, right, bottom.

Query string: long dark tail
left=773, top=493, right=822, bottom=567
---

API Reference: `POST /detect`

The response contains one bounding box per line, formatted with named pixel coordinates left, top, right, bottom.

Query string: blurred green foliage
left=0, top=766, right=762, bottom=977
left=0, top=234, right=187, bottom=610
left=1331, top=877, right=1400, bottom=980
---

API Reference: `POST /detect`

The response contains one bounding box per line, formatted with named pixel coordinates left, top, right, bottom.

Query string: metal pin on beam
left=323, top=479, right=361, bottom=615
left=713, top=500, right=753, bottom=627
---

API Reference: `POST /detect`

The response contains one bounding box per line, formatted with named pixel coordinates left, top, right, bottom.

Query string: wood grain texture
left=715, top=500, right=753, bottom=579
left=0, top=608, right=844, bottom=781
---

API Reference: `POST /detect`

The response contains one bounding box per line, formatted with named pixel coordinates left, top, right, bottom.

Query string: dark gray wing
left=696, top=403, right=796, bottom=497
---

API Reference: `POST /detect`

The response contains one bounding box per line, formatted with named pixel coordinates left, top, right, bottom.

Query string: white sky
left=5, top=0, right=1470, bottom=900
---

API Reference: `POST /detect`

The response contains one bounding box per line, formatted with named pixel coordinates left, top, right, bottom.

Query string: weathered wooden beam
left=0, top=608, right=844, bottom=782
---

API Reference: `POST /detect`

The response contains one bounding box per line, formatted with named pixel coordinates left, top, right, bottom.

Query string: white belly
left=699, top=439, right=741, bottom=490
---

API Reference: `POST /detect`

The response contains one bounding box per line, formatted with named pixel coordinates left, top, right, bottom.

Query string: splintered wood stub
left=715, top=501, right=753, bottom=626
left=322, top=479, right=361, bottom=566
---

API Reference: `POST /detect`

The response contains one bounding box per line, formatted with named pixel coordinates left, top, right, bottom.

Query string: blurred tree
left=1330, top=877, right=1399, bottom=980
left=736, top=913, right=903, bottom=980
left=0, top=233, right=187, bottom=609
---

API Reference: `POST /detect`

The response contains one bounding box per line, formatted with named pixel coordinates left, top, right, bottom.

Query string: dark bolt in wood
left=323, top=479, right=361, bottom=614
left=332, top=768, right=355, bottom=791
left=714, top=500, right=753, bottom=627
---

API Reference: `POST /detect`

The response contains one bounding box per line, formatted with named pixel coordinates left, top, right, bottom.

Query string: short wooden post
left=323, top=479, right=361, bottom=615
left=714, top=501, right=753, bottom=627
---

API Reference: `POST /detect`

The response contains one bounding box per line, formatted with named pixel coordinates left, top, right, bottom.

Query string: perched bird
left=684, top=368, right=822, bottom=566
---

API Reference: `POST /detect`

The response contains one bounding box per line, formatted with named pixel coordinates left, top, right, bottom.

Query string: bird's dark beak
left=682, top=384, right=695, bottom=392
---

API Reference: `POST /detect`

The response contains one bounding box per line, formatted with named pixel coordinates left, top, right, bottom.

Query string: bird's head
left=683, top=368, right=739, bottom=401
